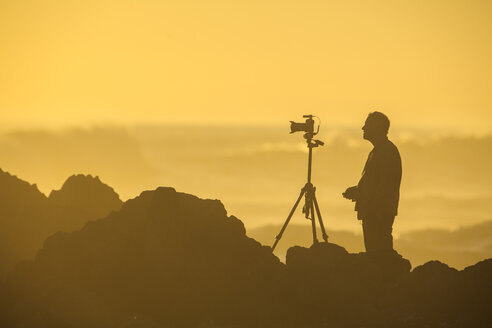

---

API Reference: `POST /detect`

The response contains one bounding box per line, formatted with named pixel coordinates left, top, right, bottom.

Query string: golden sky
left=0, top=0, right=491, bottom=130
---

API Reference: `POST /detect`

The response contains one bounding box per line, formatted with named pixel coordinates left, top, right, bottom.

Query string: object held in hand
left=342, top=186, right=358, bottom=201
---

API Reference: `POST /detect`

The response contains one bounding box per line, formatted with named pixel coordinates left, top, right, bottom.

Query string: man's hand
left=342, top=186, right=358, bottom=201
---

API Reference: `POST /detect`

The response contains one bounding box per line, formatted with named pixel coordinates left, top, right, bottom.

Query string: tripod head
left=307, top=138, right=324, bottom=148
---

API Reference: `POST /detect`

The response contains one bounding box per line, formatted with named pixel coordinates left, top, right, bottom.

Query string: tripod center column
left=307, top=141, right=313, bottom=184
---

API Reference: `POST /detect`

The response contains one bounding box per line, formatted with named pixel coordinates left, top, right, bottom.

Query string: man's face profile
left=362, top=117, right=375, bottom=141
left=362, top=116, right=385, bottom=141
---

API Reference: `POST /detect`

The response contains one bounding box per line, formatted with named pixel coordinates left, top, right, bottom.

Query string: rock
left=285, top=242, right=411, bottom=327
left=0, top=170, right=122, bottom=275
left=2, top=172, right=492, bottom=327
left=460, top=259, right=492, bottom=324
left=5, top=187, right=287, bottom=328
left=388, top=261, right=465, bottom=327
left=0, top=169, right=50, bottom=274
left=48, top=174, right=123, bottom=231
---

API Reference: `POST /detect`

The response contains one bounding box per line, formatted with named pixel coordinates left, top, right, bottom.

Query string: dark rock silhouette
left=250, top=221, right=492, bottom=269
left=389, top=260, right=462, bottom=325
left=0, top=169, right=50, bottom=274
left=461, top=259, right=492, bottom=322
left=4, top=187, right=287, bottom=328
left=386, top=259, right=492, bottom=326
left=285, top=242, right=411, bottom=327
left=0, top=170, right=122, bottom=275
left=1, top=180, right=491, bottom=327
left=285, top=243, right=491, bottom=327
left=249, top=224, right=365, bottom=261
left=47, top=174, right=123, bottom=232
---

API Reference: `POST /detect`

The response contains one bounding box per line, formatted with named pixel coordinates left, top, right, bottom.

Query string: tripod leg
left=313, top=191, right=329, bottom=242
left=271, top=187, right=306, bottom=251
left=310, top=200, right=318, bottom=245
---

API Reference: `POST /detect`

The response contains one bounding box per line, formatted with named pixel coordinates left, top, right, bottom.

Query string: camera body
left=290, top=114, right=316, bottom=135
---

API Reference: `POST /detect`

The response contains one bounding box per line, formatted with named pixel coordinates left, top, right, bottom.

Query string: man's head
left=362, top=111, right=390, bottom=141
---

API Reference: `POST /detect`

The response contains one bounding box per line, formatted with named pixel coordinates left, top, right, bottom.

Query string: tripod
left=271, top=133, right=329, bottom=251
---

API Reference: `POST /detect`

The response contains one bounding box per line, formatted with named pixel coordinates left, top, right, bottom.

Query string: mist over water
left=1, top=124, right=491, bottom=233
left=1, top=124, right=491, bottom=268
left=137, top=124, right=492, bottom=234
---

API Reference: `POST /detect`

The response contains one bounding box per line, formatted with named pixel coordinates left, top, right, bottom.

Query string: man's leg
left=362, top=215, right=395, bottom=252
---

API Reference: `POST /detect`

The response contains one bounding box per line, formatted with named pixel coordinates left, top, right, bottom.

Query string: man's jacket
left=355, top=138, right=402, bottom=220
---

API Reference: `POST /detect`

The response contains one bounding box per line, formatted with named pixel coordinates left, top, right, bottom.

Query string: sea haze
left=0, top=124, right=491, bottom=267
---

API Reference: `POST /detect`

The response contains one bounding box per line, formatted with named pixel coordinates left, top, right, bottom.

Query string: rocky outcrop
left=0, top=169, right=50, bottom=274
left=285, top=243, right=492, bottom=327
left=4, top=187, right=286, bottom=328
left=1, top=181, right=491, bottom=327
left=48, top=174, right=123, bottom=232
left=0, top=170, right=122, bottom=275
left=285, top=242, right=411, bottom=327
left=387, top=259, right=492, bottom=327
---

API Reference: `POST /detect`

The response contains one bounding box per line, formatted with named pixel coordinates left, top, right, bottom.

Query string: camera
left=290, top=114, right=317, bottom=135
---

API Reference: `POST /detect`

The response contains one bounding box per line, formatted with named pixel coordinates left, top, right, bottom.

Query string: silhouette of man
left=342, top=112, right=402, bottom=253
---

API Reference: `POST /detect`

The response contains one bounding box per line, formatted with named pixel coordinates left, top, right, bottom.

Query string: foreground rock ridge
left=0, top=179, right=491, bottom=327
left=3, top=187, right=286, bottom=327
